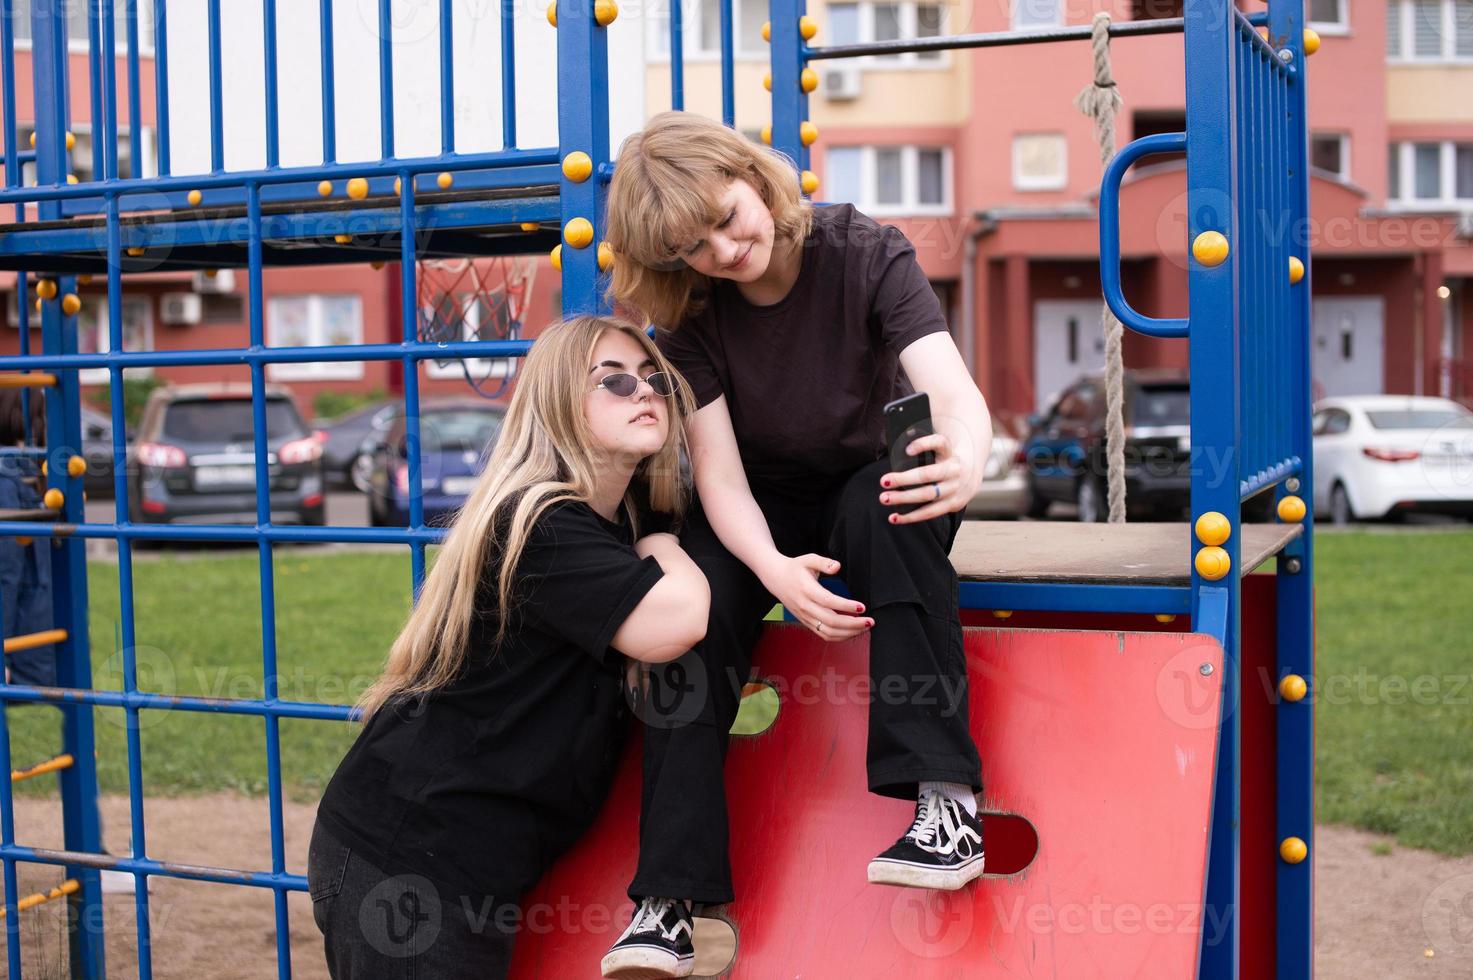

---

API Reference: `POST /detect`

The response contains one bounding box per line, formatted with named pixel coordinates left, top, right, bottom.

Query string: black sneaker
left=867, top=790, right=986, bottom=890
left=601, top=896, right=696, bottom=979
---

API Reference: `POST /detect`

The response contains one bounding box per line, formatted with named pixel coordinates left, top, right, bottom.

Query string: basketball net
left=415, top=255, right=537, bottom=398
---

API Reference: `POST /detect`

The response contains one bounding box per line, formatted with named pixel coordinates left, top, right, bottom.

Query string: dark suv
left=129, top=384, right=325, bottom=526
left=1021, top=370, right=1192, bottom=522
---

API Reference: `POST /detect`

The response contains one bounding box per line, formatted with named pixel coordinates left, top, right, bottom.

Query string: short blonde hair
left=605, top=112, right=813, bottom=327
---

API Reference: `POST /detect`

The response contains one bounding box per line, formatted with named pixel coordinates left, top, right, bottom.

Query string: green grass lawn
left=8, top=530, right=1473, bottom=855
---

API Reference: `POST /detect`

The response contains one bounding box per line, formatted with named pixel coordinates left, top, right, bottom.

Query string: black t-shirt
left=656, top=203, right=949, bottom=499
left=315, top=500, right=664, bottom=900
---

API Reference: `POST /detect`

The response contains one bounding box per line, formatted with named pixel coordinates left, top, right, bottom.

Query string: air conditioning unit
left=821, top=66, right=862, bottom=101
left=160, top=292, right=202, bottom=325
left=193, top=268, right=236, bottom=293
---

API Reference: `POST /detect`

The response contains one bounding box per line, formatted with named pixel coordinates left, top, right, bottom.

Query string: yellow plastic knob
left=28, top=132, right=34, bottom=148
left=547, top=1, right=557, bottom=26
left=799, top=15, right=818, bottom=40
left=33, top=298, right=41, bottom=315
left=1279, top=837, right=1307, bottom=864
left=598, top=241, right=614, bottom=271
left=43, top=488, right=64, bottom=510
left=991, top=610, right=1013, bottom=620
left=370, top=261, right=385, bottom=270
left=187, top=189, right=202, bottom=206
left=1195, top=546, right=1231, bottom=581
left=1155, top=614, right=1177, bottom=623
left=1192, top=231, right=1229, bottom=267
left=67, top=455, right=86, bottom=477
left=761, top=20, right=770, bottom=41
left=760, top=125, right=772, bottom=145
left=1303, top=29, right=1320, bottom=55
left=437, top=171, right=453, bottom=190
left=1195, top=511, right=1231, bottom=546
left=564, top=217, right=594, bottom=248
left=800, top=170, right=819, bottom=194
left=78, top=274, right=93, bottom=285
left=550, top=244, right=562, bottom=270
left=520, top=222, right=539, bottom=231
left=1278, top=674, right=1307, bottom=703
left=204, top=268, right=219, bottom=279
left=15, top=537, right=31, bottom=547
left=66, top=174, right=78, bottom=184
left=1288, top=255, right=1305, bottom=284
left=594, top=0, right=618, bottom=26
left=1277, top=495, right=1306, bottom=523
left=346, top=177, right=369, bottom=200
left=562, top=151, right=594, bottom=183
left=39, top=460, right=45, bottom=476
left=61, top=294, right=82, bottom=316
left=318, top=180, right=333, bottom=197
left=394, top=177, right=403, bottom=195
left=334, top=234, right=351, bottom=244
left=763, top=73, right=772, bottom=92
left=66, top=130, right=75, bottom=151
left=35, top=279, right=57, bottom=301
left=801, top=67, right=818, bottom=93
left=126, top=247, right=144, bottom=256
left=799, top=121, right=818, bottom=146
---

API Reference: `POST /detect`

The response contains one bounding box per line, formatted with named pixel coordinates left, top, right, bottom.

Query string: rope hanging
left=1075, top=11, right=1128, bottom=524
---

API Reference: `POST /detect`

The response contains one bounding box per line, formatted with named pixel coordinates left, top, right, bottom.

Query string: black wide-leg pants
left=627, top=458, right=983, bottom=905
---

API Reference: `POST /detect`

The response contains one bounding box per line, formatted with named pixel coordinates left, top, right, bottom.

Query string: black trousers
left=308, top=822, right=519, bottom=979
left=627, top=457, right=983, bottom=905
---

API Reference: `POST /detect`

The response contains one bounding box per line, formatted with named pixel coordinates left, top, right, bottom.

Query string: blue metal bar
left=0, top=685, right=356, bottom=721
left=769, top=0, right=810, bottom=173
left=207, top=0, right=223, bottom=171
left=107, top=190, right=156, bottom=980
left=87, top=0, right=106, bottom=183
left=1187, top=1, right=1242, bottom=975
left=442, top=0, right=457, bottom=153
left=378, top=0, right=395, bottom=159
left=127, top=0, right=142, bottom=175
left=669, top=0, right=684, bottom=109
left=0, top=845, right=310, bottom=892
left=1099, top=132, right=1190, bottom=339
left=956, top=581, right=1192, bottom=615
left=0, top=146, right=560, bottom=204
left=155, top=0, right=171, bottom=175
left=319, top=0, right=337, bottom=162
left=399, top=171, right=425, bottom=592
left=499, top=0, right=516, bottom=148
left=719, top=0, right=734, bottom=127
left=557, top=0, right=614, bottom=314
left=0, top=0, right=15, bottom=192
left=264, top=0, right=281, bottom=168
left=0, top=520, right=444, bottom=545
left=1239, top=456, right=1301, bottom=499
left=0, top=337, right=535, bottom=371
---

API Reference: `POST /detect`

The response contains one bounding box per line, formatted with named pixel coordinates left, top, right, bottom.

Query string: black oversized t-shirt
left=655, top=203, right=950, bottom=499
left=315, top=500, right=664, bottom=900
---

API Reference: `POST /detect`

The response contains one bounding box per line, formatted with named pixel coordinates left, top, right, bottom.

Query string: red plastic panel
left=514, top=625, right=1223, bottom=978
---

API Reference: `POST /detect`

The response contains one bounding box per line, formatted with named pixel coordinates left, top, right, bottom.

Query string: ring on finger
left=932, top=482, right=942, bottom=500
left=815, top=621, right=824, bottom=634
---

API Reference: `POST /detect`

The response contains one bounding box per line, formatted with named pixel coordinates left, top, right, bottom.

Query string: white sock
left=920, top=780, right=978, bottom=817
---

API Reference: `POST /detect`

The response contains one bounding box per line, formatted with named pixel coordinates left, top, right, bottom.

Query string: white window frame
left=1308, top=0, right=1350, bottom=34
left=1387, top=140, right=1473, bottom=206
left=1309, top=132, right=1351, bottom=181
left=76, top=295, right=154, bottom=386
left=645, top=0, right=770, bottom=62
left=824, top=144, right=953, bottom=217
left=265, top=295, right=365, bottom=381
left=731, top=1, right=949, bottom=69
left=15, top=122, right=159, bottom=184
left=421, top=296, right=515, bottom=382
left=11, top=0, right=157, bottom=58
left=1011, top=0, right=1063, bottom=31
left=1012, top=133, right=1068, bottom=191
left=1387, top=0, right=1473, bottom=64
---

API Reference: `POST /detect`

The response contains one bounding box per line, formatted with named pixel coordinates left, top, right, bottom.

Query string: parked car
left=1020, top=370, right=1192, bottom=522
left=79, top=405, right=131, bottom=500
left=965, top=413, right=1030, bottom=518
left=363, top=398, right=506, bottom=527
left=128, top=384, right=325, bottom=526
left=315, top=399, right=396, bottom=491
left=1312, top=395, right=1473, bottom=524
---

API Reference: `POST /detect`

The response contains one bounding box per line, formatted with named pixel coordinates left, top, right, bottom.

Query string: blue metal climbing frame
left=0, top=0, right=1313, bottom=977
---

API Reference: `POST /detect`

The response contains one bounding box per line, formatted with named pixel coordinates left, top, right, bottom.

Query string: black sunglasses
left=592, top=371, right=678, bottom=398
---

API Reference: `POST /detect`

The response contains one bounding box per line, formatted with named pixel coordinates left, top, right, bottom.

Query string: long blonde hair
left=356, top=316, right=695, bottom=720
left=605, top=111, right=813, bottom=327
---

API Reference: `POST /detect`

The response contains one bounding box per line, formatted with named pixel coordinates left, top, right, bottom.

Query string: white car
left=966, top=415, right=1030, bottom=519
left=1311, top=395, right=1473, bottom=524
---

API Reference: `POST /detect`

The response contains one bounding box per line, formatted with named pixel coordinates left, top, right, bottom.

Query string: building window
left=14, top=124, right=158, bottom=185
left=1012, top=0, right=1062, bottom=29
left=1387, top=0, right=1473, bottom=61
left=266, top=295, right=365, bottom=381
left=824, top=145, right=952, bottom=215
left=1388, top=140, right=1473, bottom=204
left=648, top=0, right=767, bottom=59
left=821, top=2, right=946, bottom=65
left=1012, top=134, right=1067, bottom=191
left=76, top=296, right=154, bottom=386
left=1310, top=133, right=1349, bottom=180
left=1309, top=0, right=1347, bottom=29
left=420, top=293, right=515, bottom=382
left=11, top=0, right=155, bottom=56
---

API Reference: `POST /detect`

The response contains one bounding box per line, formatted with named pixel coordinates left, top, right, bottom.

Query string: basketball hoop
left=416, top=255, right=537, bottom=398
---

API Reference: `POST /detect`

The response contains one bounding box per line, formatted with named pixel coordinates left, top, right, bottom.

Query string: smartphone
left=883, top=392, right=936, bottom=514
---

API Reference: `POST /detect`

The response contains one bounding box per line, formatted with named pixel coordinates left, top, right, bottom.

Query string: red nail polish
left=855, top=604, right=864, bottom=614
left=889, top=513, right=898, bottom=524
left=882, top=479, right=891, bottom=488
left=867, top=619, right=875, bottom=628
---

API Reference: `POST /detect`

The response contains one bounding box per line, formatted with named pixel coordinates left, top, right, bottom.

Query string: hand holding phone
left=883, top=392, right=936, bottom=515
